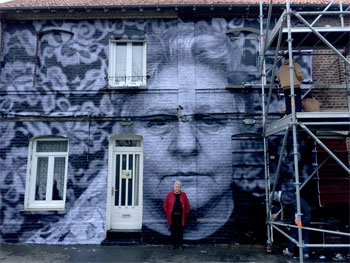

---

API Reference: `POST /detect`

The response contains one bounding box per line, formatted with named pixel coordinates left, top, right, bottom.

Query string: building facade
left=0, top=1, right=347, bottom=245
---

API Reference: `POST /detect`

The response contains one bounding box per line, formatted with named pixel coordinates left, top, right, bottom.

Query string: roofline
left=0, top=3, right=254, bottom=10
left=1, top=3, right=348, bottom=21
left=0, top=3, right=345, bottom=11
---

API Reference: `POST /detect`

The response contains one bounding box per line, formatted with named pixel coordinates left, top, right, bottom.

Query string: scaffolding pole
left=260, top=0, right=273, bottom=251
left=286, top=1, right=305, bottom=261
left=261, top=1, right=350, bottom=263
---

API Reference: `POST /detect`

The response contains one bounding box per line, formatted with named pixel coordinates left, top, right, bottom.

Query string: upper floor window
left=25, top=137, right=69, bottom=210
left=242, top=38, right=259, bottom=67
left=109, top=41, right=147, bottom=87
left=226, top=27, right=260, bottom=85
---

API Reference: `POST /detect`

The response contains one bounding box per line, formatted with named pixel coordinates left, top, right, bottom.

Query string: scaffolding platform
left=267, top=26, right=350, bottom=50
left=265, top=112, right=350, bottom=137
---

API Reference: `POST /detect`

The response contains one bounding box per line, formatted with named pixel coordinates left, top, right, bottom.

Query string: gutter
left=1, top=4, right=259, bottom=11
left=0, top=4, right=264, bottom=20
left=0, top=3, right=342, bottom=20
left=0, top=3, right=341, bottom=12
left=0, top=21, right=3, bottom=60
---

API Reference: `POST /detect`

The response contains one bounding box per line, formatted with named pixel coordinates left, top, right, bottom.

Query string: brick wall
left=312, top=50, right=348, bottom=85
left=311, top=49, right=349, bottom=111
left=291, top=15, right=350, bottom=112
left=311, top=84, right=349, bottom=111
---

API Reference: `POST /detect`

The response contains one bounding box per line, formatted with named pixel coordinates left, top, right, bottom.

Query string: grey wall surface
left=0, top=18, right=313, bottom=244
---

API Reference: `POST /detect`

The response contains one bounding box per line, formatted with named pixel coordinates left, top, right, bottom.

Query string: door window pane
left=121, top=179, right=126, bottom=206
left=121, top=154, right=127, bottom=206
left=134, top=154, right=140, bottom=206
left=35, top=157, right=48, bottom=200
left=122, top=154, right=127, bottom=169
left=52, top=157, right=65, bottom=200
left=115, top=154, right=120, bottom=206
left=128, top=154, right=133, bottom=206
left=116, top=140, right=141, bottom=147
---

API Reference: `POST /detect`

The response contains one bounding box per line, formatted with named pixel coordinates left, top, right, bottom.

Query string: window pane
left=134, top=154, right=139, bottom=206
left=35, top=157, right=48, bottom=200
left=242, top=39, right=258, bottom=67
left=52, top=157, right=65, bottom=201
left=115, top=43, right=127, bottom=83
left=121, top=179, right=126, bottom=206
left=121, top=154, right=127, bottom=206
left=37, top=141, right=68, bottom=152
left=132, top=43, right=144, bottom=83
left=115, top=154, right=120, bottom=206
left=122, top=154, right=127, bottom=170
left=116, top=140, right=141, bottom=147
left=128, top=154, right=133, bottom=206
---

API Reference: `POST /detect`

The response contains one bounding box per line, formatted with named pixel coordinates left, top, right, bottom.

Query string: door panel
left=111, top=147, right=142, bottom=229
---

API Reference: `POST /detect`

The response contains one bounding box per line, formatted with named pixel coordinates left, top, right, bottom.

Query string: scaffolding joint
left=292, top=152, right=301, bottom=158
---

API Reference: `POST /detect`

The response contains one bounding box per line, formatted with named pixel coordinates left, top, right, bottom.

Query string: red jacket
left=163, top=191, right=190, bottom=226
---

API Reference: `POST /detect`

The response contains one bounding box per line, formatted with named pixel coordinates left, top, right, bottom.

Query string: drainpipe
left=346, top=57, right=350, bottom=112
left=0, top=21, right=4, bottom=65
left=32, top=33, right=40, bottom=89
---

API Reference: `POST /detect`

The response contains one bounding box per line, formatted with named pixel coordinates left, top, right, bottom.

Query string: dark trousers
left=284, top=88, right=302, bottom=115
left=171, top=215, right=183, bottom=247
left=288, top=215, right=311, bottom=255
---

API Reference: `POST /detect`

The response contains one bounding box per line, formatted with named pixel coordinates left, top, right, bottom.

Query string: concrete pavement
left=0, top=243, right=347, bottom=263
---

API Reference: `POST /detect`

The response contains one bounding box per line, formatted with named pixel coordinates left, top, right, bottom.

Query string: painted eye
left=146, top=118, right=176, bottom=135
left=148, top=120, right=167, bottom=127
left=195, top=115, right=228, bottom=133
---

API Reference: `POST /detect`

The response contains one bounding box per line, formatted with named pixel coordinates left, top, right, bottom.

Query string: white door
left=110, top=136, right=143, bottom=229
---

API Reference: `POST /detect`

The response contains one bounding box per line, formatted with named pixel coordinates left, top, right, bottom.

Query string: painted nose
left=169, top=120, right=200, bottom=158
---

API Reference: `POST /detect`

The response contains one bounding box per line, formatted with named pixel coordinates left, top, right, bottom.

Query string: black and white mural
left=0, top=18, right=313, bottom=244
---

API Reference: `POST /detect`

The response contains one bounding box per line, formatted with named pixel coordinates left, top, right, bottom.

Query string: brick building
left=0, top=0, right=349, bottom=245
left=312, top=49, right=349, bottom=111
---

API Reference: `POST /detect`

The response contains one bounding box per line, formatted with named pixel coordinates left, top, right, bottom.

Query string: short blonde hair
left=174, top=181, right=182, bottom=187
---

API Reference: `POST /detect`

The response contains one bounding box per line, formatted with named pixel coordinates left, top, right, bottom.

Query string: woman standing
left=163, top=181, right=190, bottom=250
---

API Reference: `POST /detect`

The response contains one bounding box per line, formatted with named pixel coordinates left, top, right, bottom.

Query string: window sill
left=109, top=85, right=148, bottom=90
left=20, top=209, right=67, bottom=215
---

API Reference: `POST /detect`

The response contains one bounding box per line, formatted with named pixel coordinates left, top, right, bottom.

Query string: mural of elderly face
left=118, top=21, right=243, bottom=240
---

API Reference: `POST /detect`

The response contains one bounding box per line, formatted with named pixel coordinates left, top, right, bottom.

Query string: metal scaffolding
left=259, top=1, right=350, bottom=262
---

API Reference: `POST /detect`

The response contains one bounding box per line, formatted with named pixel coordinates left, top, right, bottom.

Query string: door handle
left=112, top=187, right=114, bottom=196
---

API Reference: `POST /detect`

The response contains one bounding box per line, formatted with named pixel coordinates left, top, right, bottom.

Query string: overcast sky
left=0, top=0, right=13, bottom=3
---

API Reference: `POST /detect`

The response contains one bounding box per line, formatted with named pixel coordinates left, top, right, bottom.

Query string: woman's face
left=174, top=184, right=181, bottom=194
left=122, top=61, right=238, bottom=240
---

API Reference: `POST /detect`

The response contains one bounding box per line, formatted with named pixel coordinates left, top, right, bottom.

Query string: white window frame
left=108, top=40, right=147, bottom=87
left=24, top=137, right=69, bottom=210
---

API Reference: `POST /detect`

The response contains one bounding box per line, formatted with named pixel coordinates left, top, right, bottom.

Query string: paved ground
left=0, top=243, right=348, bottom=263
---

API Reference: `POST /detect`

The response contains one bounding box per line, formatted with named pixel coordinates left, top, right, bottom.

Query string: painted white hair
left=174, top=181, right=182, bottom=187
